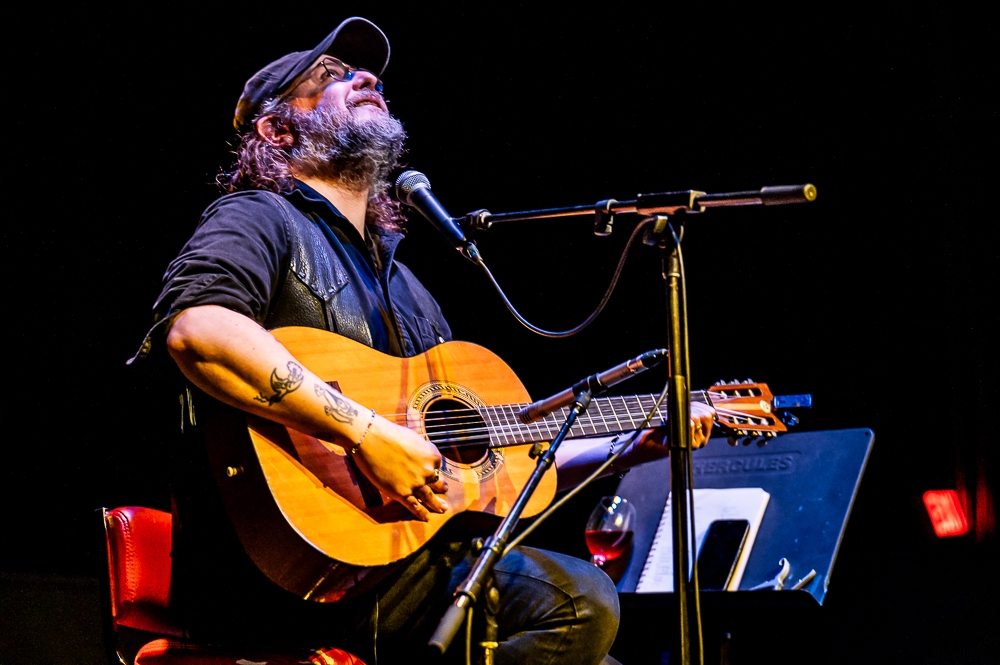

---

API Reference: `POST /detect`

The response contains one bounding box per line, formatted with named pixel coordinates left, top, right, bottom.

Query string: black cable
left=469, top=221, right=649, bottom=338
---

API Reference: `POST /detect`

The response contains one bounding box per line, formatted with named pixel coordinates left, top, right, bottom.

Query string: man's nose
left=350, top=70, right=380, bottom=90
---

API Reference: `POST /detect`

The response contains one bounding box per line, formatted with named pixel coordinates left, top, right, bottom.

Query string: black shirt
left=142, top=181, right=451, bottom=360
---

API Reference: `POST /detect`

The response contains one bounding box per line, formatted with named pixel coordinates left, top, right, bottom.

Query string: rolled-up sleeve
left=154, top=191, right=291, bottom=322
left=130, top=191, right=292, bottom=365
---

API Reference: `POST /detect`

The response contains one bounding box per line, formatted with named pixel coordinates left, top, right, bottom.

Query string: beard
left=288, top=102, right=406, bottom=194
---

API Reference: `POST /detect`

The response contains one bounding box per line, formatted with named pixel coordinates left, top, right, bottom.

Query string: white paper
left=635, top=487, right=770, bottom=593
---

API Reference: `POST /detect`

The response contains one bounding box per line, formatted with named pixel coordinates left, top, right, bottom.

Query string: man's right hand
left=349, top=416, right=449, bottom=521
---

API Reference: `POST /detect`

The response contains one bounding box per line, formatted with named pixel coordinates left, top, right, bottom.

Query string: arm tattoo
left=316, top=383, right=359, bottom=424
left=253, top=362, right=305, bottom=405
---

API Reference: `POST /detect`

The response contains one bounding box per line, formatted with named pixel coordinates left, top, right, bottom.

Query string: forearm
left=554, top=401, right=716, bottom=492
left=166, top=305, right=368, bottom=445
left=554, top=435, right=623, bottom=492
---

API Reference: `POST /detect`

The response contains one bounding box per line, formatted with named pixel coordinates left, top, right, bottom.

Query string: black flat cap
left=233, top=17, right=390, bottom=130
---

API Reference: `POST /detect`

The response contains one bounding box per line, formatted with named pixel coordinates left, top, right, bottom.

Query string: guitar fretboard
left=479, top=391, right=713, bottom=447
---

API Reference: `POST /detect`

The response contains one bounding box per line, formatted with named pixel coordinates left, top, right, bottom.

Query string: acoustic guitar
left=205, top=326, right=786, bottom=601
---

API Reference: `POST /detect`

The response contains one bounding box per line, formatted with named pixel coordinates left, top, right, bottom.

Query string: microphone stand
left=649, top=212, right=703, bottom=665
left=449, top=183, right=817, bottom=665
left=428, top=388, right=595, bottom=661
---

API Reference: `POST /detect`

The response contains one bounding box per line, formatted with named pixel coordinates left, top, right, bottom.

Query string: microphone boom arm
left=463, top=184, right=818, bottom=231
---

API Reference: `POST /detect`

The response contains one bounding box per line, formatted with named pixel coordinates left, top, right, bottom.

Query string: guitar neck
left=480, top=390, right=712, bottom=446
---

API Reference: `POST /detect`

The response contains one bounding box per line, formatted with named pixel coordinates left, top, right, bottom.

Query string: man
left=137, top=16, right=715, bottom=664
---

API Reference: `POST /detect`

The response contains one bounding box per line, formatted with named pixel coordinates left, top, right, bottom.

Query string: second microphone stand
left=428, top=388, right=596, bottom=662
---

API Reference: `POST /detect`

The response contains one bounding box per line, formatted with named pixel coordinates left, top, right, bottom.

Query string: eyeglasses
left=302, top=56, right=384, bottom=94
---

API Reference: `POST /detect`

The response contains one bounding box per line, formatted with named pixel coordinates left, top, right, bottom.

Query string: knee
left=570, top=556, right=621, bottom=634
left=516, top=549, right=620, bottom=638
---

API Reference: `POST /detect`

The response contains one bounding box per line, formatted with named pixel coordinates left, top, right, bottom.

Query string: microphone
left=394, top=170, right=470, bottom=251
left=518, top=349, right=667, bottom=424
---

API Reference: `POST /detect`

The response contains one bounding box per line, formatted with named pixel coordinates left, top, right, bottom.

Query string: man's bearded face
left=287, top=102, right=406, bottom=194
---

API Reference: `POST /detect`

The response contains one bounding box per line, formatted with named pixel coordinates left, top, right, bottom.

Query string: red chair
left=100, top=506, right=366, bottom=665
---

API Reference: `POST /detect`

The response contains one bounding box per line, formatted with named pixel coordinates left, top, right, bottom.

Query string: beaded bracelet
left=350, top=409, right=376, bottom=455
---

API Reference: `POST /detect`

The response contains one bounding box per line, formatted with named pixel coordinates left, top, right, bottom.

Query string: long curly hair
left=217, top=99, right=407, bottom=231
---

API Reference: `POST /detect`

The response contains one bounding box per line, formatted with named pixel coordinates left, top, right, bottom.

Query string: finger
left=690, top=420, right=704, bottom=447
left=414, top=484, right=448, bottom=513
left=692, top=415, right=713, bottom=448
left=427, top=477, right=450, bottom=494
left=424, top=467, right=450, bottom=494
left=403, top=495, right=431, bottom=521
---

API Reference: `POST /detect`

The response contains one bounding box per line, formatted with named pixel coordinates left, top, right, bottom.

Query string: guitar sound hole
left=425, top=398, right=489, bottom=465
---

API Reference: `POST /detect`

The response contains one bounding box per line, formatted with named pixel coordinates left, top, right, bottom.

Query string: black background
left=5, top=4, right=996, bottom=664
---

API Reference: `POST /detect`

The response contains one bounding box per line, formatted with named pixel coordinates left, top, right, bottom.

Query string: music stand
left=616, top=427, right=875, bottom=606
left=610, top=428, right=873, bottom=661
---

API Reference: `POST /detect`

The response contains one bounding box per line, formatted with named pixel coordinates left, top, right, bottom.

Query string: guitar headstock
left=707, top=380, right=788, bottom=444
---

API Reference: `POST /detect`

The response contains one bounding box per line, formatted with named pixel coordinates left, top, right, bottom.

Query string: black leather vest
left=261, top=194, right=374, bottom=347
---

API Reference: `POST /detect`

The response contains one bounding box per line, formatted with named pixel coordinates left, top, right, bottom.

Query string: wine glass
left=584, top=495, right=636, bottom=567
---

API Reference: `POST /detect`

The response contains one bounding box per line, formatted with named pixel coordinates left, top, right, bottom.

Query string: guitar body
left=211, top=327, right=556, bottom=599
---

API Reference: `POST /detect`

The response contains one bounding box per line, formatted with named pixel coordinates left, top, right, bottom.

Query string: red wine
left=585, top=529, right=635, bottom=562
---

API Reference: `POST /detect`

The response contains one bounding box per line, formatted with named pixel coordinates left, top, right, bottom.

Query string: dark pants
left=178, top=537, right=621, bottom=665
left=365, top=544, right=622, bottom=665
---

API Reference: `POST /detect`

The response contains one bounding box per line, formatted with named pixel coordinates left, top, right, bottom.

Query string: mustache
left=347, top=91, right=386, bottom=108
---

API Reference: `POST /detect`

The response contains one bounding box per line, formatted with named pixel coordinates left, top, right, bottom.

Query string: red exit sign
left=922, top=490, right=969, bottom=538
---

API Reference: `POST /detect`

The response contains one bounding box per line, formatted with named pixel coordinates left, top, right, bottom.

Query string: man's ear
left=255, top=114, right=294, bottom=147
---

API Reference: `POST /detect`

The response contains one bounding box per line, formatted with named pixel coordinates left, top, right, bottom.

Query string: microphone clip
left=463, top=209, right=493, bottom=233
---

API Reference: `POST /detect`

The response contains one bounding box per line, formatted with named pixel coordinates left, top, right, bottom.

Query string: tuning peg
left=754, top=437, right=769, bottom=447
left=713, top=380, right=726, bottom=386
left=727, top=436, right=739, bottom=447
left=745, top=378, right=754, bottom=384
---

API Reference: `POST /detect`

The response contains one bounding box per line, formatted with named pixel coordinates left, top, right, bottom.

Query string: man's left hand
left=622, top=400, right=717, bottom=467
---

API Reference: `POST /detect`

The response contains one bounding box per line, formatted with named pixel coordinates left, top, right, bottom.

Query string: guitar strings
left=350, top=388, right=766, bottom=452
left=378, top=404, right=760, bottom=431
left=372, top=389, right=717, bottom=424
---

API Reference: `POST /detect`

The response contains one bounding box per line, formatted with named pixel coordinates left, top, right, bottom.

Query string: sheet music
left=634, top=487, right=770, bottom=593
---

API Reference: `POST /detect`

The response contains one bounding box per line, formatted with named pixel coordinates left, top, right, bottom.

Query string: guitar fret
left=508, top=405, right=529, bottom=445
left=633, top=395, right=652, bottom=427
left=496, top=405, right=516, bottom=445
left=489, top=404, right=514, bottom=447
left=636, top=395, right=653, bottom=427
left=653, top=396, right=668, bottom=426
left=543, top=413, right=558, bottom=440
left=623, top=394, right=646, bottom=430
left=600, top=397, right=619, bottom=434
left=561, top=407, right=587, bottom=439
left=524, top=405, right=548, bottom=444
left=482, top=404, right=499, bottom=447
left=504, top=405, right=530, bottom=443
left=584, top=405, right=601, bottom=436
left=478, top=406, right=496, bottom=448
left=618, top=395, right=637, bottom=431
left=596, top=398, right=614, bottom=436
left=538, top=414, right=554, bottom=441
